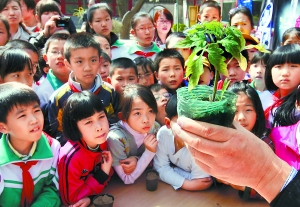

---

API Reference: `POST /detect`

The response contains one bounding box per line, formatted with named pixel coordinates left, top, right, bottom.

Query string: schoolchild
left=0, top=82, right=61, bottom=207
left=58, top=91, right=113, bottom=206
left=99, top=51, right=111, bottom=82
left=0, top=15, right=10, bottom=46
left=166, top=32, right=192, bottom=62
left=134, top=57, right=157, bottom=87
left=35, top=33, right=70, bottom=107
left=107, top=84, right=158, bottom=184
left=43, top=32, right=120, bottom=145
left=94, top=33, right=112, bottom=57
left=154, top=94, right=213, bottom=191
left=281, top=27, right=300, bottom=46
left=197, top=0, right=221, bottom=23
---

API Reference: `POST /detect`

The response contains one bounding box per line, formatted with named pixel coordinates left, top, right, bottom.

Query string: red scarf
left=68, top=79, right=101, bottom=94
left=264, top=89, right=282, bottom=120
left=134, top=51, right=156, bottom=58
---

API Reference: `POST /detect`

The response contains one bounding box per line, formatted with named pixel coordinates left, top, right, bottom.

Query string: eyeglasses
left=154, top=92, right=172, bottom=101
left=48, top=50, right=64, bottom=56
left=138, top=72, right=153, bottom=79
left=157, top=19, right=172, bottom=24
left=137, top=26, right=155, bottom=32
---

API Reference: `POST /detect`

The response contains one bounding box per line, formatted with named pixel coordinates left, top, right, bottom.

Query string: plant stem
left=212, top=70, right=219, bottom=102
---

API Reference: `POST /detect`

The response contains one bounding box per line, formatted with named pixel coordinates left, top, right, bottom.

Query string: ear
left=118, top=112, right=123, bottom=121
left=35, top=14, right=40, bottom=23
left=154, top=71, right=160, bottom=81
left=0, top=122, right=8, bottom=134
left=88, top=22, right=93, bottom=29
left=197, top=14, right=201, bottom=22
left=164, top=117, right=171, bottom=129
left=210, top=71, right=214, bottom=80
left=106, top=76, right=112, bottom=84
left=43, top=54, right=49, bottom=64
left=64, top=59, right=72, bottom=70
left=296, top=101, right=300, bottom=111
left=99, top=56, right=102, bottom=65
left=130, top=29, right=136, bottom=37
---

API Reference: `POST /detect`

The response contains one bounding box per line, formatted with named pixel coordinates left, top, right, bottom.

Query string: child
left=0, top=15, right=10, bottom=46
left=154, top=94, right=212, bottom=191
left=125, top=12, right=161, bottom=61
left=107, top=57, right=138, bottom=95
left=281, top=27, right=300, bottom=46
left=197, top=0, right=221, bottom=23
left=94, top=34, right=112, bottom=58
left=0, top=82, right=60, bottom=207
left=107, top=84, right=158, bottom=184
left=153, top=49, right=185, bottom=94
left=99, top=51, right=111, bottom=82
left=43, top=32, right=120, bottom=145
left=134, top=56, right=156, bottom=87
left=35, top=33, right=70, bottom=107
left=166, top=32, right=192, bottom=62
left=0, top=47, right=34, bottom=87
left=229, top=6, right=254, bottom=36
left=59, top=91, right=113, bottom=206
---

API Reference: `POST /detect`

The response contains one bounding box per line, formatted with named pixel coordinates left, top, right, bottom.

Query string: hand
left=68, top=197, right=90, bottom=207
left=101, top=151, right=113, bottom=175
left=143, top=134, right=157, bottom=153
left=119, top=156, right=137, bottom=175
left=43, top=15, right=64, bottom=38
left=182, top=177, right=212, bottom=191
left=171, top=117, right=292, bottom=202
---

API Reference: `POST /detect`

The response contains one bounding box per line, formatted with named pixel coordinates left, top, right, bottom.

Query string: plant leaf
left=207, top=43, right=228, bottom=77
left=188, top=56, right=203, bottom=90
left=244, top=44, right=271, bottom=53
left=220, top=78, right=231, bottom=99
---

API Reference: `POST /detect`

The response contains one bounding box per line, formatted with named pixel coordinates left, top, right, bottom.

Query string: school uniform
left=125, top=42, right=161, bottom=61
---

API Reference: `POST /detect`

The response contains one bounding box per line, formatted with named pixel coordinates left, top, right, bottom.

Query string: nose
left=57, top=51, right=64, bottom=59
left=142, top=114, right=149, bottom=123
left=228, top=68, right=236, bottom=77
left=9, top=8, right=15, bottom=15
left=83, top=63, right=92, bottom=71
left=29, top=113, right=39, bottom=125
left=96, top=121, right=103, bottom=132
left=281, top=65, right=290, bottom=76
left=236, top=111, right=246, bottom=122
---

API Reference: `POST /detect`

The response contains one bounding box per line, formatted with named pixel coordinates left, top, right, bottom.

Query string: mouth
left=96, top=133, right=106, bottom=139
left=30, top=126, right=41, bottom=133
left=255, top=76, right=262, bottom=79
left=169, top=80, right=177, bottom=85
left=143, top=126, right=150, bottom=131
left=56, top=62, right=65, bottom=66
left=280, top=79, right=290, bottom=83
left=84, top=74, right=94, bottom=78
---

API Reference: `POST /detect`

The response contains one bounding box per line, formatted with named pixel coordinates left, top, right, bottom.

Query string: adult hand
left=171, top=117, right=292, bottom=202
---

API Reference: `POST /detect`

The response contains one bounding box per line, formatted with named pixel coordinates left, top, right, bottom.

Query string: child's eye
left=134, top=112, right=140, bottom=116
left=18, top=114, right=26, bottom=119
left=76, top=60, right=82, bottom=64
left=91, top=59, right=97, bottom=62
left=12, top=74, right=19, bottom=78
left=176, top=67, right=182, bottom=70
left=85, top=121, right=92, bottom=125
left=35, top=109, right=41, bottom=113
left=149, top=109, right=154, bottom=113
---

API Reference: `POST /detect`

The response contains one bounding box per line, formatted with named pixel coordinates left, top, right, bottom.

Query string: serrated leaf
left=188, top=57, right=203, bottom=90
left=244, top=44, right=271, bottom=53
left=207, top=44, right=228, bottom=77
left=175, top=38, right=193, bottom=48
left=239, top=53, right=248, bottom=71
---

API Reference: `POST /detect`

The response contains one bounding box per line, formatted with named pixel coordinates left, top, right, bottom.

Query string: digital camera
left=56, top=16, right=70, bottom=28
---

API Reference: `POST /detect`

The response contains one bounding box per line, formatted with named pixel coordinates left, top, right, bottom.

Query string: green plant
left=112, top=19, right=122, bottom=35
left=172, top=23, right=187, bottom=32
left=73, top=7, right=85, bottom=22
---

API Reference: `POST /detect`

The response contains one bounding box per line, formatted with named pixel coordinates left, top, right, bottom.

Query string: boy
left=166, top=32, right=192, bottom=62
left=196, top=57, right=214, bottom=86
left=153, top=49, right=185, bottom=94
left=107, top=57, right=138, bottom=95
left=197, top=0, right=221, bottom=23
left=35, top=33, right=70, bottom=107
left=44, top=32, right=120, bottom=145
left=99, top=51, right=111, bottom=82
left=0, top=82, right=61, bottom=207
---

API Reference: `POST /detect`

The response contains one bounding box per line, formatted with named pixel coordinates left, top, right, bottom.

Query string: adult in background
left=153, top=8, right=173, bottom=49
left=20, top=0, right=39, bottom=32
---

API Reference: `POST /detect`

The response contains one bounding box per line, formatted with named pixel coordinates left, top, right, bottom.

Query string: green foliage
left=73, top=7, right=85, bottom=22
left=112, top=19, right=122, bottom=35
left=172, top=23, right=188, bottom=32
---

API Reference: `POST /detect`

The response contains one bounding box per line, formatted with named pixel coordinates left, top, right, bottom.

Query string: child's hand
left=144, top=134, right=158, bottom=153
left=68, top=197, right=90, bottom=207
left=119, top=156, right=138, bottom=175
left=101, top=151, right=113, bottom=175
left=43, top=15, right=64, bottom=37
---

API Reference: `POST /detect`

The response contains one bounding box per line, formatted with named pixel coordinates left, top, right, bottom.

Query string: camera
left=56, top=16, right=70, bottom=28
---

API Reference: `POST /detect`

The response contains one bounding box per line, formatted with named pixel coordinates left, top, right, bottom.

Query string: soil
left=146, top=172, right=158, bottom=180
left=94, top=195, right=114, bottom=205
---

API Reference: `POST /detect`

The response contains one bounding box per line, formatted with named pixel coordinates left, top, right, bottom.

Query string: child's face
left=132, top=17, right=155, bottom=47
left=282, top=31, right=300, bottom=46
left=20, top=0, right=34, bottom=20
left=234, top=92, right=256, bottom=132
left=152, top=88, right=171, bottom=126
left=1, top=0, right=22, bottom=26
left=167, top=37, right=192, bottom=62
left=40, top=11, right=60, bottom=28
left=155, top=58, right=184, bottom=91
left=221, top=58, right=245, bottom=85
left=44, top=40, right=70, bottom=80
left=198, top=66, right=213, bottom=85
left=107, top=67, right=138, bottom=94
left=0, top=20, right=9, bottom=46
left=137, top=65, right=155, bottom=87
left=25, top=49, right=39, bottom=76
left=249, top=60, right=266, bottom=84
left=155, top=13, right=172, bottom=36
left=1, top=65, right=34, bottom=87
left=98, top=60, right=110, bottom=82
left=65, top=47, right=101, bottom=90
left=89, top=9, right=112, bottom=38
left=271, top=63, right=300, bottom=95
left=198, top=7, right=221, bottom=23
left=230, top=13, right=253, bottom=35
left=95, top=36, right=112, bottom=57
left=126, top=97, right=156, bottom=134
left=77, top=111, right=109, bottom=148
left=0, top=102, right=43, bottom=143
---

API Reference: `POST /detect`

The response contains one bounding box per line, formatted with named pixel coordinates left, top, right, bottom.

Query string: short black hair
left=62, top=91, right=107, bottom=142
left=165, top=93, right=177, bottom=119
left=149, top=83, right=167, bottom=92
left=250, top=51, right=270, bottom=65
left=0, top=82, right=40, bottom=123
left=6, top=39, right=38, bottom=53
left=0, top=15, right=10, bottom=41
left=153, top=49, right=185, bottom=72
left=22, top=0, right=36, bottom=10
left=35, top=0, right=61, bottom=22
left=120, top=84, right=158, bottom=121
left=44, top=33, right=70, bottom=53
left=109, top=57, right=138, bottom=77
left=134, top=57, right=155, bottom=73
left=228, top=81, right=266, bottom=137
left=64, top=32, right=102, bottom=63
left=166, top=32, right=186, bottom=49
left=265, top=44, right=300, bottom=91
left=229, top=6, right=254, bottom=29
left=101, top=51, right=111, bottom=63
left=282, top=27, right=300, bottom=43
left=0, top=47, right=33, bottom=79
left=199, top=0, right=221, bottom=16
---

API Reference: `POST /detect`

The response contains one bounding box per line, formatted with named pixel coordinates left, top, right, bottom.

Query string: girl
left=0, top=15, right=10, bottom=46
left=134, top=56, right=157, bottom=87
left=94, top=33, right=112, bottom=57
left=107, top=84, right=158, bottom=184
left=281, top=27, right=300, bottom=46
left=0, top=0, right=30, bottom=41
left=270, top=87, right=300, bottom=170
left=153, top=8, right=173, bottom=49
left=58, top=91, right=113, bottom=207
left=264, top=44, right=300, bottom=126
left=229, top=6, right=254, bottom=36
left=126, top=12, right=161, bottom=61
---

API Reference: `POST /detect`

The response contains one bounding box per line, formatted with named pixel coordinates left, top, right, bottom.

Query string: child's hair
left=23, top=0, right=36, bottom=10
left=153, top=49, right=185, bottom=72
left=265, top=44, right=300, bottom=91
left=229, top=6, right=254, bottom=29
left=165, top=93, right=177, bottom=119
left=131, top=12, right=154, bottom=30
left=120, top=84, right=158, bottom=121
left=101, top=51, right=111, bottom=63
left=0, top=82, right=40, bottom=123
left=282, top=27, right=300, bottom=43
left=93, top=33, right=111, bottom=44
left=153, top=8, right=173, bottom=41
left=199, top=0, right=221, bottom=16
left=39, top=50, right=48, bottom=76
left=228, top=82, right=266, bottom=137
left=149, top=83, right=167, bottom=92
left=109, top=57, right=138, bottom=77
left=44, top=33, right=70, bottom=53
left=35, top=0, right=61, bottom=22
left=0, top=15, right=10, bottom=42
left=64, top=32, right=102, bottom=62
left=272, top=87, right=300, bottom=127
left=250, top=51, right=270, bottom=65
left=0, top=47, right=33, bottom=80
left=223, top=49, right=249, bottom=63
left=62, top=91, right=107, bottom=141
left=166, top=32, right=186, bottom=49
left=134, top=57, right=155, bottom=74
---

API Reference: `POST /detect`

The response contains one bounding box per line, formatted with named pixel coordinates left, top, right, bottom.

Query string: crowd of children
left=0, top=0, right=300, bottom=206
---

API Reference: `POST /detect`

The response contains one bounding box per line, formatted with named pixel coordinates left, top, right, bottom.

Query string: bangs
left=38, top=1, right=61, bottom=18
left=268, top=44, right=300, bottom=68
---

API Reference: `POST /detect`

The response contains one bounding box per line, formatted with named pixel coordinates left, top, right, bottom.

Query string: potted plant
left=176, top=21, right=267, bottom=127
